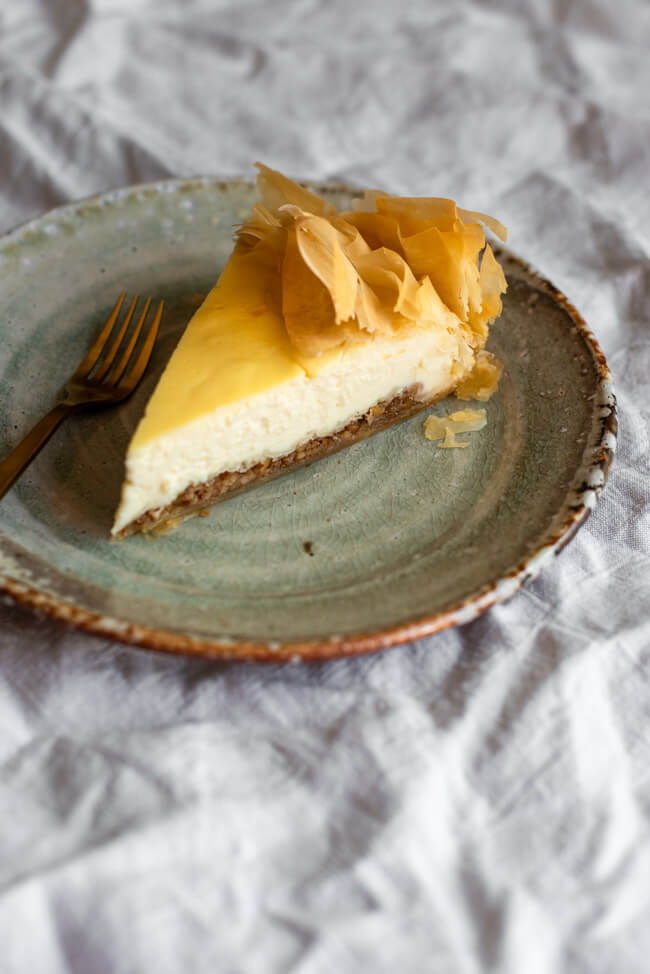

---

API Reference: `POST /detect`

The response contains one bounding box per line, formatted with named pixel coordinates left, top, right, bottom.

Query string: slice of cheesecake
left=112, top=164, right=507, bottom=537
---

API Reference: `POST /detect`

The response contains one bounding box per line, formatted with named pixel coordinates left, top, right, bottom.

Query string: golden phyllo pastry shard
left=112, top=165, right=508, bottom=537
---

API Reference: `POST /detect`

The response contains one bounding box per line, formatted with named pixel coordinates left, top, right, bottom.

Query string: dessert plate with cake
left=0, top=167, right=616, bottom=660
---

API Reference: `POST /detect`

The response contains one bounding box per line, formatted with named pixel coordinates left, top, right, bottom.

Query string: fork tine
left=109, top=297, right=151, bottom=386
left=73, top=292, right=126, bottom=378
left=117, top=300, right=164, bottom=394
left=93, top=295, right=138, bottom=381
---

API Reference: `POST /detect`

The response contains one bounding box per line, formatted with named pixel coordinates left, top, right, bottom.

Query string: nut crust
left=117, top=384, right=451, bottom=537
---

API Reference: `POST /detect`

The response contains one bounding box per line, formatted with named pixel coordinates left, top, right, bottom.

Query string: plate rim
left=0, top=177, right=617, bottom=662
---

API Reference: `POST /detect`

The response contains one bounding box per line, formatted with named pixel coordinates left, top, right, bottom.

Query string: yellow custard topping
left=131, top=247, right=305, bottom=450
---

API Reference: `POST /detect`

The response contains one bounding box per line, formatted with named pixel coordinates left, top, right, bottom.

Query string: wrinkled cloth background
left=1, top=1, right=649, bottom=971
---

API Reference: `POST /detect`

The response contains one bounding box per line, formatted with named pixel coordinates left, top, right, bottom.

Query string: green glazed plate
left=0, top=179, right=616, bottom=661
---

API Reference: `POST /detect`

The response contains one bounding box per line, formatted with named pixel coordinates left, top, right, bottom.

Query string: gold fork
left=0, top=293, right=164, bottom=501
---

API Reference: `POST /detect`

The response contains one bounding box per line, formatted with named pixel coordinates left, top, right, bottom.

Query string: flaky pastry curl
left=234, top=163, right=508, bottom=359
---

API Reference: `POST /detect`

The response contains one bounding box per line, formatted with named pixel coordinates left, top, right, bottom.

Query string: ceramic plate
left=0, top=179, right=616, bottom=661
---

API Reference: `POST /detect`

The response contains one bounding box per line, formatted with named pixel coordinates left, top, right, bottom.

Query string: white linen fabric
left=1, top=1, right=649, bottom=971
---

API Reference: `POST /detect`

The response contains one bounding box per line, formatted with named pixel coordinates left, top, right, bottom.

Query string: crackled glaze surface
left=0, top=180, right=616, bottom=660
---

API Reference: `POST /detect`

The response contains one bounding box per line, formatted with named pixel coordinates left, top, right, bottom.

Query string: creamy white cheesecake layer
left=112, top=326, right=474, bottom=534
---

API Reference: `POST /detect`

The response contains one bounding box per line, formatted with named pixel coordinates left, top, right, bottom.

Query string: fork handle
left=0, top=403, right=72, bottom=501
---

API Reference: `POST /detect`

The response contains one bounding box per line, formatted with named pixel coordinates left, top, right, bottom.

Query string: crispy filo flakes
left=454, top=349, right=503, bottom=401
left=235, top=163, right=508, bottom=360
left=423, top=408, right=487, bottom=449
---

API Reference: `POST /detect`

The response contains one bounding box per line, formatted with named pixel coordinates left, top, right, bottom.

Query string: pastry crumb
left=424, top=408, right=487, bottom=449
left=454, top=350, right=503, bottom=402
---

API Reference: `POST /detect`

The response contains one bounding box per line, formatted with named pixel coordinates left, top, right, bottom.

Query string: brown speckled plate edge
left=0, top=180, right=617, bottom=662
